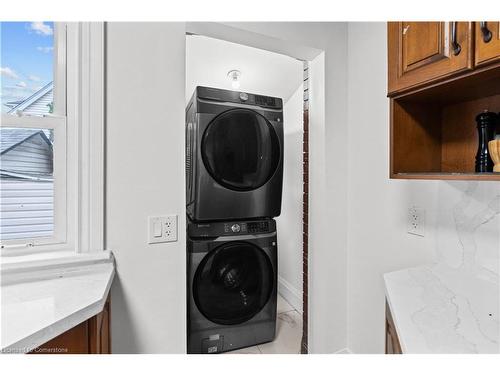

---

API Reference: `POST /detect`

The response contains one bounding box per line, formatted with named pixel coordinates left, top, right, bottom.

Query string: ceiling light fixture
left=227, top=70, right=241, bottom=90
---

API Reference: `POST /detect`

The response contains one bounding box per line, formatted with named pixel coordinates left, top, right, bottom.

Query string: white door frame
left=185, top=22, right=327, bottom=353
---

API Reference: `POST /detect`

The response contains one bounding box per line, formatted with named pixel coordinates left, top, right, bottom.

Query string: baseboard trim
left=278, top=275, right=303, bottom=313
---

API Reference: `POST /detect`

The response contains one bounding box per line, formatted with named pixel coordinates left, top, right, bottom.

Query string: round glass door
left=193, top=242, right=274, bottom=325
left=201, top=109, right=280, bottom=191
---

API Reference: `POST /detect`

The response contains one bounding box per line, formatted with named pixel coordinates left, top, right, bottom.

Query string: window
left=1, top=22, right=105, bottom=254
left=0, top=127, right=55, bottom=240
left=1, top=22, right=67, bottom=248
left=1, top=22, right=56, bottom=116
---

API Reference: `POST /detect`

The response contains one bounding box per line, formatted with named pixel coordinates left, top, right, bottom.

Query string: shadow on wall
left=111, top=275, right=142, bottom=354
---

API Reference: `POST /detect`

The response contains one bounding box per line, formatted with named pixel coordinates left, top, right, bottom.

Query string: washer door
left=201, top=109, right=280, bottom=191
left=193, top=242, right=274, bottom=325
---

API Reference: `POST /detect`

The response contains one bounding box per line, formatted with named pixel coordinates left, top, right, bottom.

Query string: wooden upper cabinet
left=475, top=22, right=500, bottom=66
left=388, top=22, right=473, bottom=95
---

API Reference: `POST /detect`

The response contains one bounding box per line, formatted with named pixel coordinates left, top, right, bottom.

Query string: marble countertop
left=1, top=252, right=115, bottom=354
left=384, top=263, right=499, bottom=353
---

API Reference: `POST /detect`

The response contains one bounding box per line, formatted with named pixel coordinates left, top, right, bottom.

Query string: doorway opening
left=185, top=26, right=321, bottom=354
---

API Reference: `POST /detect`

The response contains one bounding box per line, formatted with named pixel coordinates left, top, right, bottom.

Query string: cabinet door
left=30, top=321, right=89, bottom=354
left=385, top=301, right=402, bottom=354
left=475, top=22, right=500, bottom=66
left=388, top=22, right=473, bottom=95
left=89, top=297, right=111, bottom=354
left=30, top=297, right=111, bottom=354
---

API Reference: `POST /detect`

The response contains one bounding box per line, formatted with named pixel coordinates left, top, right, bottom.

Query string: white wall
left=346, top=22, right=500, bottom=353
left=276, top=83, right=304, bottom=312
left=185, top=35, right=303, bottom=103
left=106, top=23, right=187, bottom=353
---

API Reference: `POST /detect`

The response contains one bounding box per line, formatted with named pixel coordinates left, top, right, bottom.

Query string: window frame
left=0, top=22, right=105, bottom=256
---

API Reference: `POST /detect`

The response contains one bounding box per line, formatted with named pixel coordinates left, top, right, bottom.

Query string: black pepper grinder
left=475, top=111, right=497, bottom=173
left=497, top=112, right=500, bottom=137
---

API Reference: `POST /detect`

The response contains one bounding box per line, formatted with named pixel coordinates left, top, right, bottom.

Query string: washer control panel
left=188, top=219, right=276, bottom=238
left=239, top=92, right=249, bottom=101
left=223, top=221, right=270, bottom=234
left=247, top=221, right=270, bottom=233
left=224, top=222, right=247, bottom=234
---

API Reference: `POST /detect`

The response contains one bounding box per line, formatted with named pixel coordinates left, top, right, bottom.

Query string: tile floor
left=228, top=294, right=303, bottom=354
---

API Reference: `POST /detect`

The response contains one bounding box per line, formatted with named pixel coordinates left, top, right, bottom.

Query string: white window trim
left=53, top=22, right=67, bottom=118
left=76, top=22, right=106, bottom=253
left=0, top=22, right=105, bottom=257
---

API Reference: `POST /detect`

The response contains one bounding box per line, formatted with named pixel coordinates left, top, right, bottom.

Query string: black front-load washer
left=186, top=86, right=284, bottom=222
left=187, top=218, right=277, bottom=354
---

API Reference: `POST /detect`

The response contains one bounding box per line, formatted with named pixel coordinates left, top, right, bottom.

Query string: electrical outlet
left=148, top=215, right=177, bottom=244
left=163, top=215, right=177, bottom=242
left=408, top=207, right=425, bottom=237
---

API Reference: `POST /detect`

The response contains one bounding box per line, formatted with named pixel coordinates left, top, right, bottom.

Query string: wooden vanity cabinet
left=30, top=297, right=111, bottom=354
left=385, top=301, right=402, bottom=354
left=88, top=297, right=111, bottom=354
left=388, top=22, right=473, bottom=95
left=475, top=22, right=500, bottom=67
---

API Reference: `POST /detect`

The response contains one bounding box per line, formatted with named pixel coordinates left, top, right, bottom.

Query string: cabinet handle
left=451, top=22, right=461, bottom=56
left=480, top=22, right=492, bottom=43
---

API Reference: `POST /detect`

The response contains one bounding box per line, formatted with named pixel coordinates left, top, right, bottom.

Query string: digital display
left=247, top=222, right=270, bottom=233
left=255, top=95, right=276, bottom=107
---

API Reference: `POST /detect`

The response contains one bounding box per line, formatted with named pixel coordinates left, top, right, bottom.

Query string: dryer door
left=193, top=241, right=274, bottom=325
left=201, top=108, right=280, bottom=191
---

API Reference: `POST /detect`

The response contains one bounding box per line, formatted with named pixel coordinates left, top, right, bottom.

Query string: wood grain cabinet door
left=89, top=298, right=111, bottom=354
left=29, top=297, right=111, bottom=354
left=30, top=321, right=90, bottom=354
left=385, top=301, right=402, bottom=354
left=475, top=22, right=500, bottom=66
left=388, top=22, right=473, bottom=95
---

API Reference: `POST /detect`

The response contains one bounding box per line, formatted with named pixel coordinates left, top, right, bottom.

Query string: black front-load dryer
left=187, top=218, right=277, bottom=354
left=186, top=86, right=284, bottom=222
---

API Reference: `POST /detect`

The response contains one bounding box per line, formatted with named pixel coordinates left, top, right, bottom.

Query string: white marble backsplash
left=432, top=182, right=499, bottom=352
left=436, top=181, right=500, bottom=278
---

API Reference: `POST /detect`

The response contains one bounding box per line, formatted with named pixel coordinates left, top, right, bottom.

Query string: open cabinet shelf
left=392, top=173, right=500, bottom=181
left=390, top=67, right=500, bottom=181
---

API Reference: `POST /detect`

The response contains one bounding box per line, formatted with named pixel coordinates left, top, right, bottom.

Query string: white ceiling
left=186, top=35, right=303, bottom=104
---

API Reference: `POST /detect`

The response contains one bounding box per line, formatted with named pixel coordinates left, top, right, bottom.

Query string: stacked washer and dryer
left=186, top=86, right=284, bottom=354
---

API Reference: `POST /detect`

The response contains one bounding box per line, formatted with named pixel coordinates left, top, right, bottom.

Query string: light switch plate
left=408, top=207, right=425, bottom=237
left=148, top=215, right=178, bottom=244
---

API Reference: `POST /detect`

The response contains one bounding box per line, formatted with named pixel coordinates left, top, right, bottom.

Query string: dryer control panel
left=196, top=86, right=283, bottom=110
left=188, top=219, right=276, bottom=238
